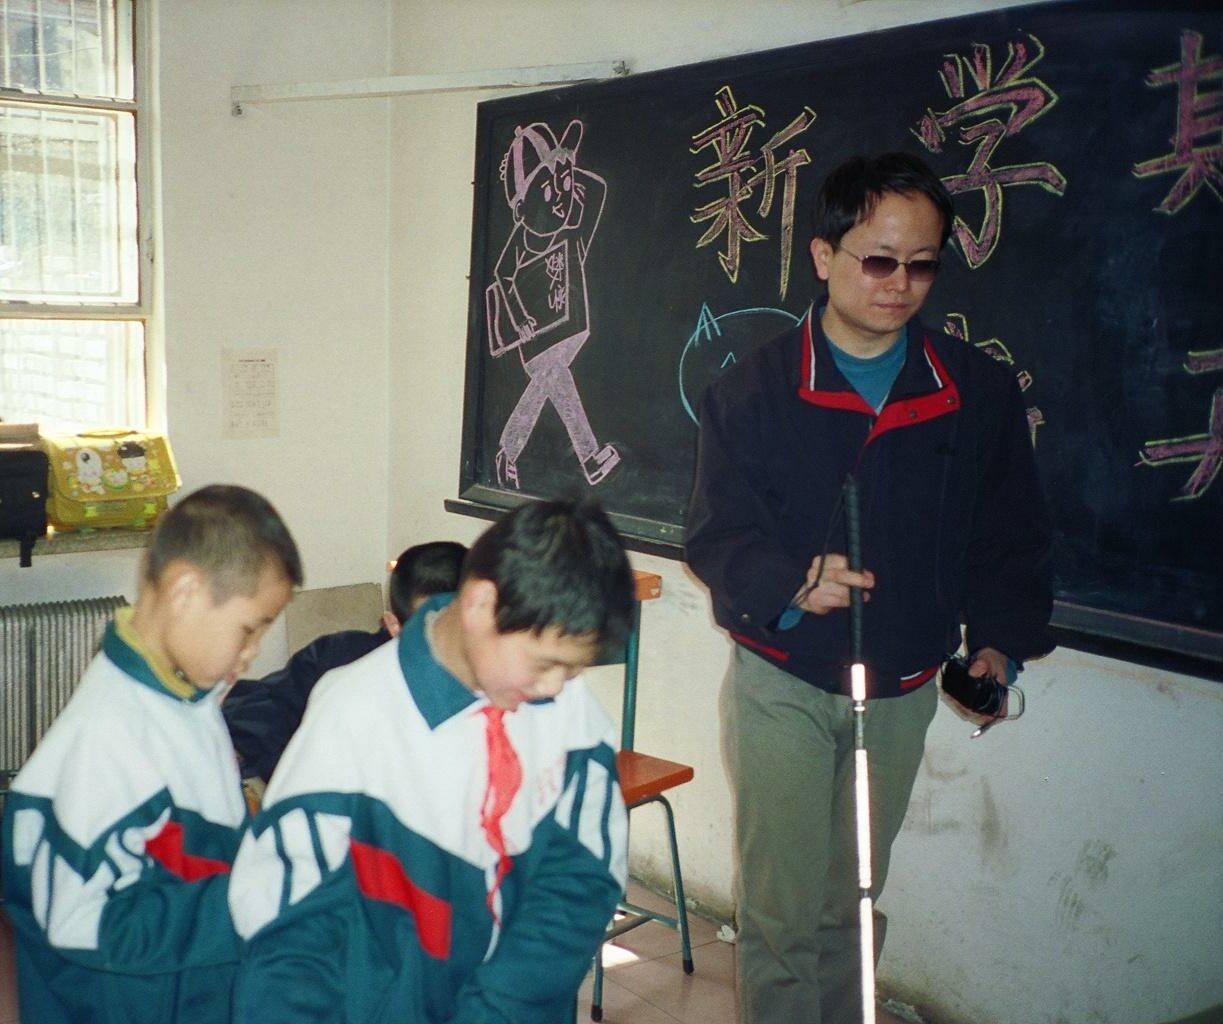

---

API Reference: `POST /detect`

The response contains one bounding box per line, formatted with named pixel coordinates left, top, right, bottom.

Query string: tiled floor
left=1, top=884, right=913, bottom=1024
left=578, top=881, right=914, bottom=1024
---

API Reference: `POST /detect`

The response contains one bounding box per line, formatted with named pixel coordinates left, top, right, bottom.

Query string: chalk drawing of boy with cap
left=485, top=119, right=620, bottom=490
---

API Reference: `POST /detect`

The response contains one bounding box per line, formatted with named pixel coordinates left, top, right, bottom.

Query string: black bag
left=940, top=656, right=1008, bottom=717
left=0, top=448, right=50, bottom=567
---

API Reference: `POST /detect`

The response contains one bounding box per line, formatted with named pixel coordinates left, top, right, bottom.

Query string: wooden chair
left=589, top=571, right=695, bottom=1021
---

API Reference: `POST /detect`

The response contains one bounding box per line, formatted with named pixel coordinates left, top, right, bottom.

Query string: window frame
left=0, top=0, right=159, bottom=433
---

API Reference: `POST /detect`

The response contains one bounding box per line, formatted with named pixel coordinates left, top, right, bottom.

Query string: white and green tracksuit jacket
left=1, top=610, right=247, bottom=1024
left=228, top=594, right=628, bottom=1024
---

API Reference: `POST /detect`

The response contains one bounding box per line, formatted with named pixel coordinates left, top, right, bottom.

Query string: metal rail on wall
left=230, top=61, right=630, bottom=115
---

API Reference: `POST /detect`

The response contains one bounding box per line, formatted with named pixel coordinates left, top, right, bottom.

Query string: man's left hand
left=966, top=646, right=1009, bottom=721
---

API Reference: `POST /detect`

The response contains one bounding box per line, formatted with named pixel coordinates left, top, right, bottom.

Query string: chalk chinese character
left=1132, top=30, right=1223, bottom=215
left=943, top=313, right=1044, bottom=446
left=913, top=34, right=1067, bottom=269
left=545, top=249, right=566, bottom=313
left=1138, top=348, right=1223, bottom=500
left=691, top=85, right=817, bottom=298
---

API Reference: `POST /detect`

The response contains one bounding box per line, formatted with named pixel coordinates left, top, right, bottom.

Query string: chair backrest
left=595, top=571, right=660, bottom=753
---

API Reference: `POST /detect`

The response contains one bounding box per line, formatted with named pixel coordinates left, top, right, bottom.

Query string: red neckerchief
left=479, top=705, right=523, bottom=924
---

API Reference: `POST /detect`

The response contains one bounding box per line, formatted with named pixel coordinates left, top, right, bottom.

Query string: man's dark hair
left=146, top=484, right=303, bottom=598
left=811, top=152, right=955, bottom=249
left=388, top=540, right=467, bottom=623
left=463, top=497, right=634, bottom=653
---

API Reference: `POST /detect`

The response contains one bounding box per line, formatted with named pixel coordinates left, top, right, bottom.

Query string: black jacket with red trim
left=685, top=313, right=1054, bottom=698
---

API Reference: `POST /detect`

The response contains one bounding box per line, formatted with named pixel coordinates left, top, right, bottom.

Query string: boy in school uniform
left=223, top=540, right=468, bottom=787
left=1, top=484, right=302, bottom=1024
left=228, top=497, right=634, bottom=1024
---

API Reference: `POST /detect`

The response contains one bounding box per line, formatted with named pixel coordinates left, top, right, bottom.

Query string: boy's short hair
left=811, top=152, right=955, bottom=249
left=463, top=497, right=634, bottom=653
left=145, top=484, right=303, bottom=599
left=388, top=540, right=468, bottom=623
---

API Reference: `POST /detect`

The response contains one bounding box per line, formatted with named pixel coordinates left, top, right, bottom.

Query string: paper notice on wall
left=223, top=348, right=278, bottom=439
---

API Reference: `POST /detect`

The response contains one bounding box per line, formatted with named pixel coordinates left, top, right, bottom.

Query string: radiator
left=1, top=596, right=129, bottom=786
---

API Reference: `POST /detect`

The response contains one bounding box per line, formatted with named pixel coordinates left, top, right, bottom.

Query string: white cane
left=843, top=474, right=876, bottom=1024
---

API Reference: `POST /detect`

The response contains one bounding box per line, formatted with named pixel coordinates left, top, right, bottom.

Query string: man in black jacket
left=685, top=152, right=1053, bottom=1024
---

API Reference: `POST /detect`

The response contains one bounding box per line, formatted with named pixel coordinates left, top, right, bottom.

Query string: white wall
left=386, top=3, right=1223, bottom=1023
left=157, top=1, right=393, bottom=606
left=1, top=0, right=394, bottom=675
left=886, top=651, right=1223, bottom=1024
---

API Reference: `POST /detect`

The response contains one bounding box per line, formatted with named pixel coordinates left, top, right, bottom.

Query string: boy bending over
left=1, top=484, right=302, bottom=1024
left=223, top=540, right=468, bottom=787
left=229, top=497, right=634, bottom=1024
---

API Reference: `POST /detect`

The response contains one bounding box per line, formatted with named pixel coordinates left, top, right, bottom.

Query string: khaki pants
left=721, top=646, right=937, bottom=1024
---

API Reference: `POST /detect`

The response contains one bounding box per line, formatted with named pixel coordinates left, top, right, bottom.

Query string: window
left=0, top=0, right=149, bottom=434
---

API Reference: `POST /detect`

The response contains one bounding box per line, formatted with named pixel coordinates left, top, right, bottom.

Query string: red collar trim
left=797, top=318, right=961, bottom=438
left=798, top=316, right=875, bottom=414
left=867, top=343, right=960, bottom=442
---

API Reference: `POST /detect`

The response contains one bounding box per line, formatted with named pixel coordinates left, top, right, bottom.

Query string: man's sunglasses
left=837, top=244, right=941, bottom=283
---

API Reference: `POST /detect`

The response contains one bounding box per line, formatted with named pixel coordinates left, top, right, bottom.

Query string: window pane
left=0, top=318, right=145, bottom=432
left=0, top=102, right=138, bottom=303
left=0, top=0, right=131, bottom=100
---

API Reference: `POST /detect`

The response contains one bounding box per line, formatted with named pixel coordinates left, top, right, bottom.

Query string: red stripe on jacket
left=730, top=631, right=792, bottom=662
left=900, top=665, right=940, bottom=691
left=145, top=821, right=231, bottom=882
left=350, top=838, right=453, bottom=959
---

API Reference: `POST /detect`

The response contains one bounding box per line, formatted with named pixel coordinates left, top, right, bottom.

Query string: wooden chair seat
left=615, top=750, right=694, bottom=806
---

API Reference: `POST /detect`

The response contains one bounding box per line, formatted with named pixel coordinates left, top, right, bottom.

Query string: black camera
left=940, top=656, right=1008, bottom=717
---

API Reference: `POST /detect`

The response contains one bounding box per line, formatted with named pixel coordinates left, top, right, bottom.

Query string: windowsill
left=1, top=528, right=152, bottom=562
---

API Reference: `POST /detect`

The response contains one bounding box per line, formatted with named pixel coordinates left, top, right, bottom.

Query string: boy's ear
left=162, top=560, right=206, bottom=613
left=382, top=610, right=402, bottom=638
left=458, top=578, right=499, bottom=634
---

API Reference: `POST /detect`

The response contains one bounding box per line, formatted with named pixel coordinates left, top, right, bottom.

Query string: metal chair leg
left=656, top=794, right=694, bottom=973
left=587, top=795, right=694, bottom=1020
left=590, top=945, right=605, bottom=1021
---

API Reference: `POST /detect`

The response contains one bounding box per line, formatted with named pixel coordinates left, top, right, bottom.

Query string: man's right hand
left=794, top=553, right=875, bottom=615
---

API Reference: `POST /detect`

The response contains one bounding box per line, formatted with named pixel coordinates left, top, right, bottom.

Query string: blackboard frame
left=456, top=0, right=1223, bottom=673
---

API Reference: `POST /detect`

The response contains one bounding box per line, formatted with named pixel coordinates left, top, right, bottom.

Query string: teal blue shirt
left=828, top=323, right=908, bottom=414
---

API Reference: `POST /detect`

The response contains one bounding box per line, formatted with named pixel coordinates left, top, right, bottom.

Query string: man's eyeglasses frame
left=836, top=244, right=941, bottom=283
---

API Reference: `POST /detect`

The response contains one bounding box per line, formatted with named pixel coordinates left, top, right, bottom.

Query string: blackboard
left=457, top=0, right=1223, bottom=666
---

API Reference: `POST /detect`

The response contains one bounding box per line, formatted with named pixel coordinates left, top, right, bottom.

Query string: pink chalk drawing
left=943, top=312, right=1044, bottom=447
left=485, top=120, right=619, bottom=490
left=1139, top=348, right=1223, bottom=501
left=1132, top=29, right=1223, bottom=215
left=913, top=34, right=1067, bottom=269
left=690, top=85, right=817, bottom=299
